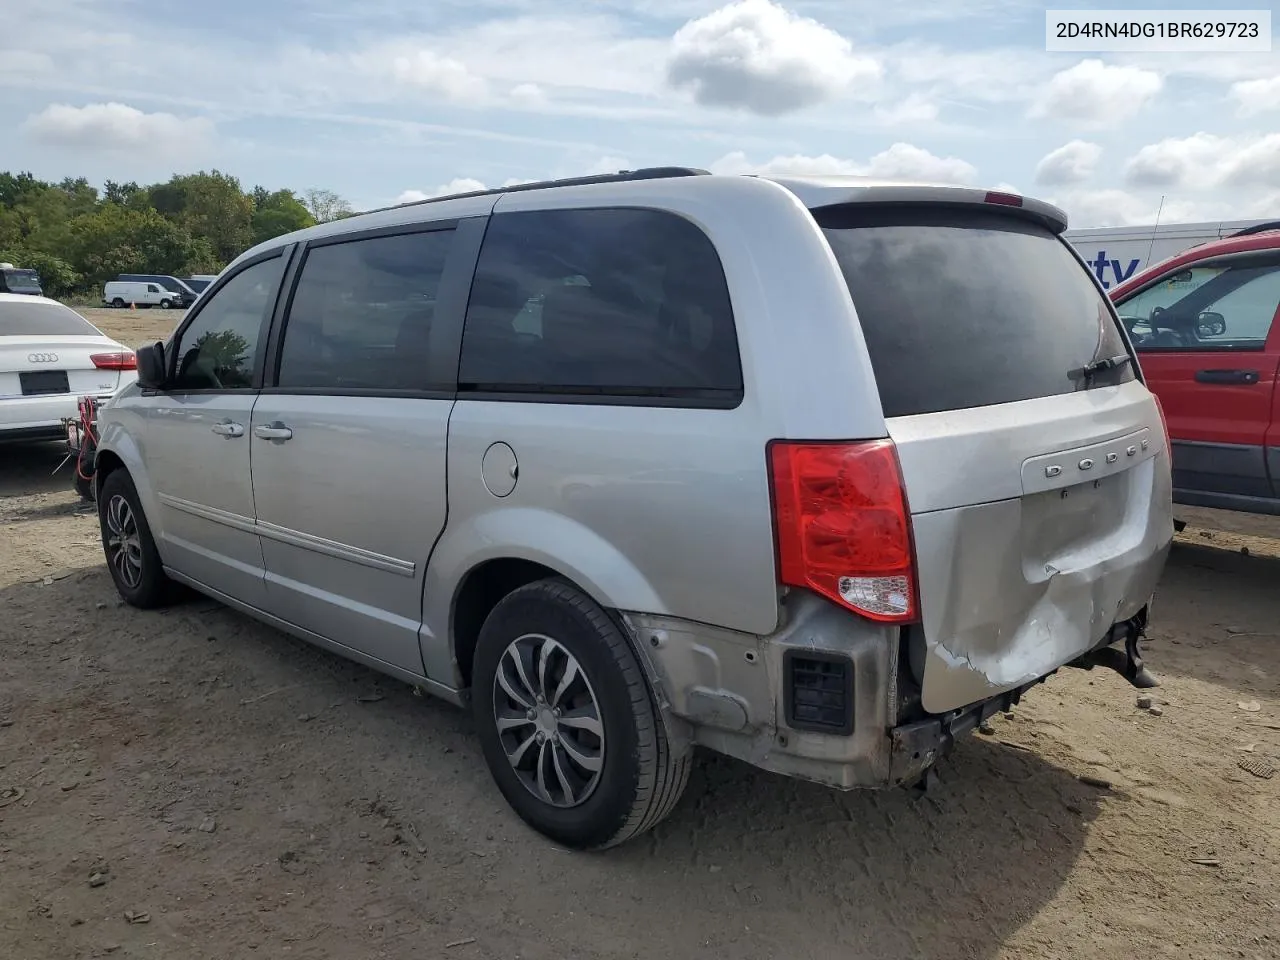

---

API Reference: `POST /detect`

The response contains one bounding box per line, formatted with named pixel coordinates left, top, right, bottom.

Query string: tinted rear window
left=816, top=207, right=1134, bottom=418
left=459, top=208, right=742, bottom=404
left=2, top=269, right=41, bottom=291
left=0, top=301, right=99, bottom=336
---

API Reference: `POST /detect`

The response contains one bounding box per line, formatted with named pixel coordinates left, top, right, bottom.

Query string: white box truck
left=1063, top=218, right=1279, bottom=291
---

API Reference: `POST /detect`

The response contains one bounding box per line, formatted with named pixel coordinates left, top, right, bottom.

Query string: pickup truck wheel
left=97, top=470, right=176, bottom=608
left=472, top=578, right=691, bottom=849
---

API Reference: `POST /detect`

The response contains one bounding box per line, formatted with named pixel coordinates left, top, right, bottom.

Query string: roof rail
left=1229, top=220, right=1280, bottom=238
left=369, top=166, right=711, bottom=215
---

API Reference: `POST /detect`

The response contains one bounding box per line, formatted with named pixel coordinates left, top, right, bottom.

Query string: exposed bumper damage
left=623, top=595, right=1157, bottom=792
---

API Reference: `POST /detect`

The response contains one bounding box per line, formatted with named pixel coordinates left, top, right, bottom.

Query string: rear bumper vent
left=784, top=651, right=854, bottom=735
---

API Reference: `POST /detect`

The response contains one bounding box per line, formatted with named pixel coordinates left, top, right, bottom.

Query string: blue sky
left=2, top=0, right=1278, bottom=226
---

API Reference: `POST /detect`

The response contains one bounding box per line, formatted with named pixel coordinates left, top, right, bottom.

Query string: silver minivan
left=93, top=168, right=1174, bottom=848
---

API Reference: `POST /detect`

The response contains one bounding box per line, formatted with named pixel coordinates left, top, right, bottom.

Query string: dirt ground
left=0, top=309, right=1277, bottom=959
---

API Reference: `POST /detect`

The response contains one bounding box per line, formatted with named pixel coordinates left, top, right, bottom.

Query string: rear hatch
left=815, top=203, right=1174, bottom=714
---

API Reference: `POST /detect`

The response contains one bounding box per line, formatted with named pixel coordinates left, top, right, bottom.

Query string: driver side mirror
left=136, top=341, right=167, bottom=389
left=1197, top=311, right=1227, bottom=337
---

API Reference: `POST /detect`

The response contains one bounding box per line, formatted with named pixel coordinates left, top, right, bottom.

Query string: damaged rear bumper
left=623, top=596, right=1155, bottom=792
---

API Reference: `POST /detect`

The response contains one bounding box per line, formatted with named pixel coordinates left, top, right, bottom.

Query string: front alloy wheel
left=104, top=494, right=143, bottom=590
left=97, top=469, right=177, bottom=608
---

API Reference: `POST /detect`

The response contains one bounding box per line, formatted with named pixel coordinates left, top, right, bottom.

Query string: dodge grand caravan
left=91, top=168, right=1174, bottom=849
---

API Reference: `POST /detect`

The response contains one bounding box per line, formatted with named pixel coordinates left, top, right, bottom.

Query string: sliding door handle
left=253, top=422, right=293, bottom=442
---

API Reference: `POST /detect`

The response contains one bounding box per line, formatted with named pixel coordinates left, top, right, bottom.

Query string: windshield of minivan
left=816, top=206, right=1134, bottom=418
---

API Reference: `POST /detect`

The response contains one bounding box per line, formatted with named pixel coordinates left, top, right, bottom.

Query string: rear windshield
left=0, top=300, right=99, bottom=336
left=816, top=206, right=1135, bottom=418
left=2, top=269, right=41, bottom=291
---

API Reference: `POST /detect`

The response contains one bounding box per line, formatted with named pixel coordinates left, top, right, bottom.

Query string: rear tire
left=472, top=578, right=691, bottom=849
left=97, top=470, right=176, bottom=608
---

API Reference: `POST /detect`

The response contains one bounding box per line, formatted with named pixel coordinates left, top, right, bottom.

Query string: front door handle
left=211, top=420, right=244, bottom=438
left=1195, top=369, right=1260, bottom=385
left=253, top=422, right=293, bottom=442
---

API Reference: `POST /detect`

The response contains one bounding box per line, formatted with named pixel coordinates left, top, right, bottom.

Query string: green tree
left=103, top=179, right=144, bottom=207
left=251, top=188, right=314, bottom=244
left=301, top=187, right=353, bottom=223
left=65, top=205, right=208, bottom=288
left=149, top=170, right=253, bottom=262
left=0, top=172, right=43, bottom=209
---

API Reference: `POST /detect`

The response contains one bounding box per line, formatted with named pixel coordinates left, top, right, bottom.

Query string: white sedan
left=0, top=293, right=138, bottom=442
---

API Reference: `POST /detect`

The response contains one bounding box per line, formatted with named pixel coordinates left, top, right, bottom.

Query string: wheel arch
left=422, top=507, right=669, bottom=690
left=94, top=428, right=164, bottom=540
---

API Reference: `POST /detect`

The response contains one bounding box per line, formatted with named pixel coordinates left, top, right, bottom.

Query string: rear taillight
left=984, top=191, right=1023, bottom=207
left=768, top=439, right=918, bottom=623
left=90, top=351, right=136, bottom=371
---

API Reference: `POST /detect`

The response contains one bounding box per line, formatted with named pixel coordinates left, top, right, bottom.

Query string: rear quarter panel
left=424, top=177, right=892, bottom=684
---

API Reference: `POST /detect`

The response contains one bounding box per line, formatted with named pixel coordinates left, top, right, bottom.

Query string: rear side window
left=0, top=300, right=98, bottom=336
left=816, top=207, right=1135, bottom=418
left=276, top=228, right=456, bottom=391
left=459, top=208, right=742, bottom=404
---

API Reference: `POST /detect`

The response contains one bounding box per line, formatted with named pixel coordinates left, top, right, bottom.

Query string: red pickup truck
left=1111, top=226, right=1280, bottom=517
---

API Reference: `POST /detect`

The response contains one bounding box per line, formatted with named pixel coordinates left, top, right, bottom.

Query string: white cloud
left=1049, top=188, right=1219, bottom=229
left=666, top=0, right=881, bottom=116
left=872, top=93, right=939, bottom=125
left=1125, top=133, right=1280, bottom=191
left=1231, top=76, right=1280, bottom=117
left=397, top=178, right=488, bottom=203
left=889, top=44, right=1051, bottom=106
left=0, top=50, right=55, bottom=77
left=396, top=175, right=543, bottom=204
left=711, top=143, right=978, bottom=184
left=1030, top=59, right=1162, bottom=127
left=1035, top=140, right=1102, bottom=186
left=390, top=50, right=488, bottom=103
left=508, top=82, right=546, bottom=107
left=22, top=101, right=213, bottom=149
left=862, top=143, right=977, bottom=183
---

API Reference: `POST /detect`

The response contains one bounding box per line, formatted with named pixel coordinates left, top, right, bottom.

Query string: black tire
left=74, top=469, right=93, bottom=501
left=111, top=298, right=125, bottom=308
left=97, top=470, right=176, bottom=608
left=472, top=578, right=691, bottom=849
left=159, top=298, right=172, bottom=310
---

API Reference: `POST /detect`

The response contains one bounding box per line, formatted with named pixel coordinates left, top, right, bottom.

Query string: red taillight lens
left=984, top=191, right=1023, bottom=207
left=768, top=439, right=918, bottom=623
left=90, top=351, right=137, bottom=371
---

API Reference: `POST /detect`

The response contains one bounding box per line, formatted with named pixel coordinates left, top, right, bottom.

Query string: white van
left=103, top=281, right=183, bottom=309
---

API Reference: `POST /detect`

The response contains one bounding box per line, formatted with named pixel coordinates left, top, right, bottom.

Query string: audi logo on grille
left=28, top=352, right=59, bottom=363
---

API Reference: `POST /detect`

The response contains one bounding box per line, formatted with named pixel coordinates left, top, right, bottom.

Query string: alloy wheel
left=492, top=633, right=605, bottom=808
